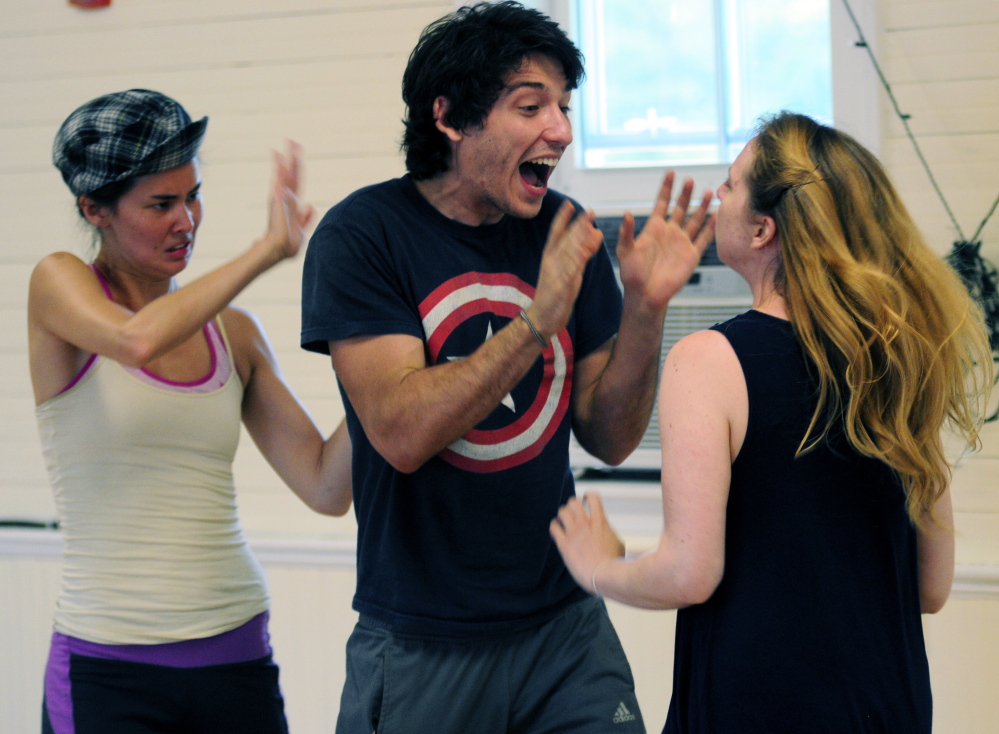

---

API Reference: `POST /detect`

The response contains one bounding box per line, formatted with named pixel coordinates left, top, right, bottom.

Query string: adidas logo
left=612, top=702, right=637, bottom=724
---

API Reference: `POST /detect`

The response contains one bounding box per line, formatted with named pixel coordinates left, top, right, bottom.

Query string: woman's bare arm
left=551, top=329, right=745, bottom=608
left=28, top=144, right=312, bottom=405
left=227, top=307, right=352, bottom=516
left=916, top=486, right=955, bottom=614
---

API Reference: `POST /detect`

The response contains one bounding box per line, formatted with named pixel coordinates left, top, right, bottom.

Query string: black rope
left=838, top=0, right=966, bottom=239
left=840, top=0, right=999, bottom=421
left=971, top=190, right=999, bottom=245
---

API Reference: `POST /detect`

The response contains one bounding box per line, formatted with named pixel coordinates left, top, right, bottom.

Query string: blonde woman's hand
left=550, top=492, right=625, bottom=594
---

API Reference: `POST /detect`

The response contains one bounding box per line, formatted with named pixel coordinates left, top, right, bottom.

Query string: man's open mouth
left=519, top=157, right=558, bottom=190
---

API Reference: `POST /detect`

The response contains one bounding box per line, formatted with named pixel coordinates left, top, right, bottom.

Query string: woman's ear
left=78, top=196, right=111, bottom=228
left=750, top=214, right=778, bottom=251
left=432, top=96, right=464, bottom=143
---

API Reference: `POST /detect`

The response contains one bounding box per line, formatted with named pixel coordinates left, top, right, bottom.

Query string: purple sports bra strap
left=90, top=263, right=114, bottom=300
left=55, top=265, right=114, bottom=395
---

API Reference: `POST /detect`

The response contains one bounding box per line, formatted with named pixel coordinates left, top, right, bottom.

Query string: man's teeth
left=528, top=157, right=559, bottom=167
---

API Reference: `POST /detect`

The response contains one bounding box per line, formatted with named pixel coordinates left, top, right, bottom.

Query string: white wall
left=1, top=0, right=998, bottom=732
left=877, top=0, right=999, bottom=569
left=0, top=0, right=451, bottom=534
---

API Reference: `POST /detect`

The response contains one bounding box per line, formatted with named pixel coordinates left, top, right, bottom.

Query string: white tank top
left=35, top=315, right=270, bottom=645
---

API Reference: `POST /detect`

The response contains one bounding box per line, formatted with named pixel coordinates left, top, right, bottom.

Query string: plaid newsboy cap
left=52, top=89, right=208, bottom=197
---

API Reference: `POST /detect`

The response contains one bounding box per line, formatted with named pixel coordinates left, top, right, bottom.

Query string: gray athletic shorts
left=336, top=595, right=645, bottom=734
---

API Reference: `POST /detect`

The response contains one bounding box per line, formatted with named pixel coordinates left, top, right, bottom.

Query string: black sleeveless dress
left=663, top=310, right=931, bottom=734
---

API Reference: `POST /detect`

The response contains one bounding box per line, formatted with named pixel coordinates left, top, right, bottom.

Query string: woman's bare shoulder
left=30, top=251, right=90, bottom=285
left=664, top=329, right=738, bottom=372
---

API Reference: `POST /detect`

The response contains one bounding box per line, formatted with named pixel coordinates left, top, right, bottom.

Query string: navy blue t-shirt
left=665, top=310, right=931, bottom=733
left=301, top=176, right=623, bottom=635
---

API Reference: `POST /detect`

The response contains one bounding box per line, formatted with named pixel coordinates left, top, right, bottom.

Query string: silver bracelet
left=591, top=558, right=614, bottom=597
left=519, top=309, right=547, bottom=348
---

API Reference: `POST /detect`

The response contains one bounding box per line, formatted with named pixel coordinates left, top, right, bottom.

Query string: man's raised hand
left=616, top=171, right=715, bottom=313
left=525, top=200, right=604, bottom=341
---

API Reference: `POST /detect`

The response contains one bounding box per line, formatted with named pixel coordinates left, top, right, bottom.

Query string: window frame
left=529, top=0, right=881, bottom=213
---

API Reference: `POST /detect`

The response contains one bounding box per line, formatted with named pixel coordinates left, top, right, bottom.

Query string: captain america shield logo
left=419, top=272, right=574, bottom=473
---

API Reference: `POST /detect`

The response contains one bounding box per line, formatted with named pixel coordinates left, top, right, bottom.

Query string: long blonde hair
left=747, top=112, right=993, bottom=522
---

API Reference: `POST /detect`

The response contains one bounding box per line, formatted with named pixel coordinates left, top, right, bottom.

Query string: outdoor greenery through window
left=574, top=0, right=833, bottom=168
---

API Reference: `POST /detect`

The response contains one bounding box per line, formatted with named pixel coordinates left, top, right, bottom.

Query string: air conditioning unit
left=570, top=216, right=753, bottom=472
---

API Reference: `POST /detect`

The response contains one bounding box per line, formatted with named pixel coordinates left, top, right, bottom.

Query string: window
left=520, top=0, right=880, bottom=211
left=575, top=0, right=833, bottom=169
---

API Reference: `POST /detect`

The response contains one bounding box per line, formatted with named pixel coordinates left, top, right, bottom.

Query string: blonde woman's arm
left=916, top=487, right=955, bottom=613
left=551, top=330, right=744, bottom=609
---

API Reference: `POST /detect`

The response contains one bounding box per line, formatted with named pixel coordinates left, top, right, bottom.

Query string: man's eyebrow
left=500, top=80, right=573, bottom=101
left=502, top=80, right=546, bottom=96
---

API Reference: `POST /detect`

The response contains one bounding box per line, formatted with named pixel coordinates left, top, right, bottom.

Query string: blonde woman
left=551, top=112, right=991, bottom=733
left=31, top=89, right=351, bottom=734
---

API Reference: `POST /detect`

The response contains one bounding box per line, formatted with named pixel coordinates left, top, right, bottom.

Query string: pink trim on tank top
left=138, top=321, right=219, bottom=387
left=58, top=353, right=98, bottom=395
left=57, top=266, right=231, bottom=395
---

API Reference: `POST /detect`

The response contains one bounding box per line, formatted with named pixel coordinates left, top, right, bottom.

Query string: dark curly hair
left=401, top=1, right=584, bottom=180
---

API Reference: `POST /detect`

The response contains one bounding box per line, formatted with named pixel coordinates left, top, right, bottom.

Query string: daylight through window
left=574, top=0, right=833, bottom=169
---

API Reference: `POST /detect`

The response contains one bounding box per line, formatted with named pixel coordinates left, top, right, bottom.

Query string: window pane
left=724, top=0, right=833, bottom=150
left=574, top=0, right=833, bottom=169
left=576, top=0, right=719, bottom=167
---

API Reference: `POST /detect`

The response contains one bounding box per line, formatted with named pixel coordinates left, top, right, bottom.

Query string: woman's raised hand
left=260, top=140, right=315, bottom=264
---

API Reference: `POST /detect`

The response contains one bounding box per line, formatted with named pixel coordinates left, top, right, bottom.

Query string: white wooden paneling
left=0, top=0, right=442, bottom=36
left=0, top=8, right=441, bottom=82
left=883, top=80, right=999, bottom=133
left=923, top=598, right=999, bottom=732
left=0, top=354, right=33, bottom=398
left=0, top=263, right=34, bottom=305
left=0, top=305, right=29, bottom=351
left=873, top=1, right=999, bottom=276
left=2, top=549, right=998, bottom=734
left=975, top=421, right=999, bottom=458
left=0, top=52, right=410, bottom=128
left=953, top=460, right=999, bottom=512
left=266, top=351, right=341, bottom=401
left=954, top=511, right=999, bottom=567
left=0, top=437, right=50, bottom=486
left=882, top=1, right=999, bottom=28
left=0, top=487, right=56, bottom=521
left=0, top=557, right=62, bottom=734
left=265, top=564, right=359, bottom=732
left=235, top=489, right=358, bottom=537
left=0, top=397, right=40, bottom=440
left=884, top=48, right=999, bottom=85
left=882, top=18, right=999, bottom=54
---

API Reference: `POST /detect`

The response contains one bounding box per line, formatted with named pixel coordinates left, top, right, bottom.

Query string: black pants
left=42, top=653, right=288, bottom=734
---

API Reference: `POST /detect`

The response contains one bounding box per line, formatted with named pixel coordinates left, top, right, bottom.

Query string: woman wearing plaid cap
left=30, top=89, right=351, bottom=734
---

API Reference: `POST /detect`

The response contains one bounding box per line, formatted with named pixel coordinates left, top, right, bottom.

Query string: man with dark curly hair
left=302, top=3, right=714, bottom=731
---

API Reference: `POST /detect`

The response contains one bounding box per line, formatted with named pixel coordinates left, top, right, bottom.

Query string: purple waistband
left=55, top=611, right=272, bottom=668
